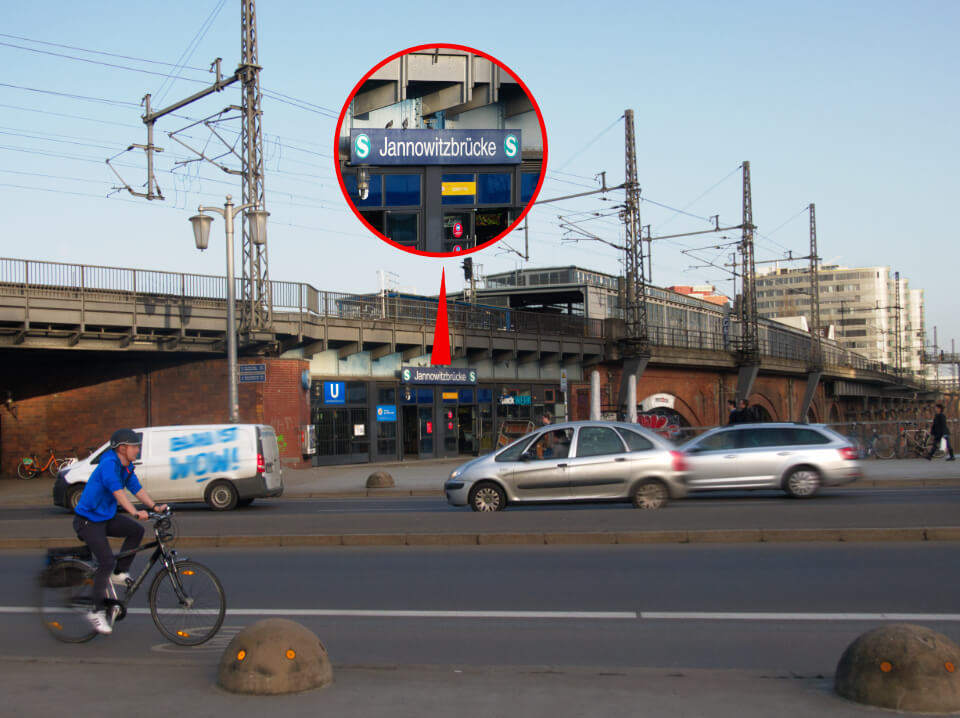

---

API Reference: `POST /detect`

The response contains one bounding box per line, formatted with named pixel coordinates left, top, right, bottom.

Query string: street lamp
left=189, top=194, right=269, bottom=423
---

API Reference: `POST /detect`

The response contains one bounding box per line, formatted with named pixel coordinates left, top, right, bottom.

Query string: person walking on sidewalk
left=926, top=404, right=955, bottom=461
left=73, top=429, right=167, bottom=634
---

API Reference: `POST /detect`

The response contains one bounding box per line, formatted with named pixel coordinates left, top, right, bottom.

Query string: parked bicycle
left=17, top=448, right=78, bottom=479
left=37, top=508, right=225, bottom=645
left=901, top=426, right=945, bottom=459
left=864, top=426, right=896, bottom=460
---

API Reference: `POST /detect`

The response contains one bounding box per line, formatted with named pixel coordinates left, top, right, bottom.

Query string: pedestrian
left=726, top=399, right=738, bottom=425
left=541, top=411, right=552, bottom=426
left=926, top=403, right=955, bottom=461
left=738, top=399, right=754, bottom=423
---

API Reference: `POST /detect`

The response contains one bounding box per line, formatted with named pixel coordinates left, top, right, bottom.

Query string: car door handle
left=556, top=463, right=568, bottom=468
left=615, top=457, right=627, bottom=462
left=724, top=455, right=737, bottom=459
left=776, top=452, right=791, bottom=456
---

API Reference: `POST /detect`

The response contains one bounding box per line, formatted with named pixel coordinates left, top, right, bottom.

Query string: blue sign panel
left=239, top=363, right=266, bottom=373
left=238, top=373, right=265, bottom=383
left=351, top=129, right=521, bottom=166
left=324, top=381, right=346, bottom=405
left=376, top=405, right=397, bottom=422
left=400, top=366, right=478, bottom=385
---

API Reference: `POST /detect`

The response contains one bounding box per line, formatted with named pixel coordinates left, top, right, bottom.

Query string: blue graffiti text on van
left=169, top=427, right=238, bottom=452
left=170, top=447, right=240, bottom=481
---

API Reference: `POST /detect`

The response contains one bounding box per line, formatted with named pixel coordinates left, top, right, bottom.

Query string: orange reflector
left=947, top=662, right=956, bottom=673
left=181, top=570, right=195, bottom=576
left=48, top=621, right=62, bottom=631
left=880, top=661, right=893, bottom=673
left=176, top=630, right=191, bottom=638
left=237, top=650, right=246, bottom=661
left=286, top=649, right=296, bottom=660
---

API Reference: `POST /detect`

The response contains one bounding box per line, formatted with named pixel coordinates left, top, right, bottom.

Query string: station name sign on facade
left=401, top=366, right=478, bottom=385
left=351, top=129, right=521, bottom=166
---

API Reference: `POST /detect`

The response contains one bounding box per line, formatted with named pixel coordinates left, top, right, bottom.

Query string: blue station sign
left=400, top=366, right=478, bottom=385
left=324, top=381, right=346, bottom=405
left=376, top=405, right=397, bottom=422
left=351, top=129, right=521, bottom=166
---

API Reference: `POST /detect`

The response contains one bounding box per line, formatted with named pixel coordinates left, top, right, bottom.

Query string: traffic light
left=462, top=256, right=473, bottom=281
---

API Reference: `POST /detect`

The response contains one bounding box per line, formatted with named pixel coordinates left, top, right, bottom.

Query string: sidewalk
left=0, top=657, right=879, bottom=718
left=3, top=456, right=960, bottom=509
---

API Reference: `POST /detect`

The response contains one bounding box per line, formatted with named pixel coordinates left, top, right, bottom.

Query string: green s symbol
left=504, top=134, right=518, bottom=158
left=355, top=133, right=370, bottom=159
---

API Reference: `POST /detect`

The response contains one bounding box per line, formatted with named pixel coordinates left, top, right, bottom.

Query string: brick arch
left=828, top=402, right=842, bottom=424
left=747, top=391, right=779, bottom=422
left=636, top=390, right=702, bottom=427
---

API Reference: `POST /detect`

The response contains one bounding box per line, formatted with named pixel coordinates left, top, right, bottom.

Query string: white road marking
left=639, top=611, right=960, bottom=621
left=9, top=606, right=960, bottom=621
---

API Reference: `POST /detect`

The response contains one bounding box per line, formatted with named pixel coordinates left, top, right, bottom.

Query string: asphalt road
left=3, top=487, right=960, bottom=541
left=4, top=543, right=960, bottom=674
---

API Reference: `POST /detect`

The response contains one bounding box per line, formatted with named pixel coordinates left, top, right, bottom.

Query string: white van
left=53, top=424, right=284, bottom=512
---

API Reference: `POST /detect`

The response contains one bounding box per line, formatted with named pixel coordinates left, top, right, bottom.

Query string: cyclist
left=73, top=429, right=167, bottom=634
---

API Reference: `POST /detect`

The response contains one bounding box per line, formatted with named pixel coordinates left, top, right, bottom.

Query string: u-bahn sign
left=400, top=366, right=478, bottom=385
left=351, top=129, right=521, bottom=165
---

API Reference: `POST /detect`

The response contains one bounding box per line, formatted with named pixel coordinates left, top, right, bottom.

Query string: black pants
left=927, top=433, right=955, bottom=460
left=73, top=514, right=143, bottom=611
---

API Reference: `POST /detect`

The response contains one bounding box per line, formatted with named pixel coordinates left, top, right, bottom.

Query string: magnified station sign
left=351, top=128, right=521, bottom=166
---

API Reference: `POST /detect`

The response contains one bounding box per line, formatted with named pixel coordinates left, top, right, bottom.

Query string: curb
left=3, top=480, right=960, bottom=509
left=4, top=526, right=960, bottom=550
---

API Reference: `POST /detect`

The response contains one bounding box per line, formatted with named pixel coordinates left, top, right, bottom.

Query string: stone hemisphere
left=366, top=471, right=395, bottom=488
left=219, top=618, right=333, bottom=695
left=835, top=623, right=960, bottom=713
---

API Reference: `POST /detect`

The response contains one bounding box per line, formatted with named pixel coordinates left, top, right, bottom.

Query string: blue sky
left=2, top=1, right=958, bottom=345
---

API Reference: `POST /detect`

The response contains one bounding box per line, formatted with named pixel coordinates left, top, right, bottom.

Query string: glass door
left=418, top=406, right=435, bottom=457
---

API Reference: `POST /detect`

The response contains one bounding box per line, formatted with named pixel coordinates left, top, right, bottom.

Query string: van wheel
left=631, top=479, right=668, bottom=509
left=66, top=484, right=84, bottom=513
left=206, top=481, right=238, bottom=511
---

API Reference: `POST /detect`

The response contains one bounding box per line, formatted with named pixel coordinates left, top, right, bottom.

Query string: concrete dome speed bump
left=219, top=619, right=333, bottom=695
left=835, top=623, right=960, bottom=713
left=366, top=471, right=394, bottom=488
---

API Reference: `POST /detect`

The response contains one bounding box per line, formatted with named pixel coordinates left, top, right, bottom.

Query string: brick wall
left=0, top=353, right=312, bottom=477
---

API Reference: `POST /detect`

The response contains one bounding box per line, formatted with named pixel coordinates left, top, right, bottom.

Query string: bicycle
left=36, top=508, right=225, bottom=645
left=17, top=448, right=78, bottom=479
left=865, top=427, right=896, bottom=460
left=901, top=427, right=945, bottom=459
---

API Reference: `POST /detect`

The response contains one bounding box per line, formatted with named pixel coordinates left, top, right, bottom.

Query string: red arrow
left=430, top=269, right=451, bottom=365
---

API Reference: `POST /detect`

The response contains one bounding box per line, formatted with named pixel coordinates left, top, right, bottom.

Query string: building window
left=343, top=174, right=382, bottom=207
left=386, top=213, right=418, bottom=246
left=442, top=173, right=475, bottom=205
left=384, top=174, right=421, bottom=206
left=521, top=172, right=539, bottom=203
left=478, top=173, right=511, bottom=204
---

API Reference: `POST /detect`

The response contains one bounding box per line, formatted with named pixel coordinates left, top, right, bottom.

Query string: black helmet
left=109, top=429, right=142, bottom=448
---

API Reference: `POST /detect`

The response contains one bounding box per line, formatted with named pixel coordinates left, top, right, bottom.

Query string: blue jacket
left=75, top=449, right=143, bottom=522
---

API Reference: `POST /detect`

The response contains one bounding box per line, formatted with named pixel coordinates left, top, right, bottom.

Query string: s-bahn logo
left=504, top=134, right=518, bottom=158
left=354, top=133, right=371, bottom=159
left=401, top=368, right=411, bottom=382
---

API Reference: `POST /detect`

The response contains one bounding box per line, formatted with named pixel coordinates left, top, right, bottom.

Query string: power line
left=555, top=114, right=623, bottom=171
left=153, top=0, right=228, bottom=105
left=0, top=32, right=211, bottom=71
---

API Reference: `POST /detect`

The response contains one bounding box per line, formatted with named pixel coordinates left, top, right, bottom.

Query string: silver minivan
left=681, top=422, right=861, bottom=497
left=444, top=420, right=688, bottom=511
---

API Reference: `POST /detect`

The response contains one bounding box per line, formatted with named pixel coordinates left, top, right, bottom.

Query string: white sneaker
left=110, top=572, right=131, bottom=586
left=86, top=610, right=112, bottom=635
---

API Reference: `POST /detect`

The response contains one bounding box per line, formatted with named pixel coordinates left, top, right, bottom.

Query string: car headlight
left=449, top=468, right=462, bottom=480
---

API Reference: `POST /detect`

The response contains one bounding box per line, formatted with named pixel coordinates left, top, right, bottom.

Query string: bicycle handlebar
left=148, top=507, right=173, bottom=522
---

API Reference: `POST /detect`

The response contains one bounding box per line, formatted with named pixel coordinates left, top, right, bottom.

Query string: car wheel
left=784, top=467, right=820, bottom=498
left=206, top=480, right=238, bottom=511
left=631, top=479, right=668, bottom=509
left=469, top=482, right=506, bottom=512
left=66, top=484, right=84, bottom=513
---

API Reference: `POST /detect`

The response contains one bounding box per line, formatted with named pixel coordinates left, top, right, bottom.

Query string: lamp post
left=189, top=194, right=269, bottom=423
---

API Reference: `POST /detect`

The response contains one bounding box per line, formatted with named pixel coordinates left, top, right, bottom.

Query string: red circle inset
left=453, top=222, right=463, bottom=239
left=334, top=44, right=549, bottom=258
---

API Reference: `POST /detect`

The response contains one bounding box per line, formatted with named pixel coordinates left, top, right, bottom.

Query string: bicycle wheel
left=37, top=559, right=98, bottom=643
left=874, top=434, right=896, bottom=460
left=149, top=560, right=225, bottom=646
left=17, top=459, right=39, bottom=480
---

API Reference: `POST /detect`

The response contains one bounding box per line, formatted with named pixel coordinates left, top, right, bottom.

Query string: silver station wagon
left=444, top=420, right=688, bottom=511
left=680, top=422, right=861, bottom=498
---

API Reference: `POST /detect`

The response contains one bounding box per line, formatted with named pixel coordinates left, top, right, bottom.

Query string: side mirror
left=519, top=450, right=534, bottom=462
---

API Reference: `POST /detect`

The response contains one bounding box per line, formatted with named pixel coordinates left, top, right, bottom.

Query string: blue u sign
left=324, top=381, right=346, bottom=405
